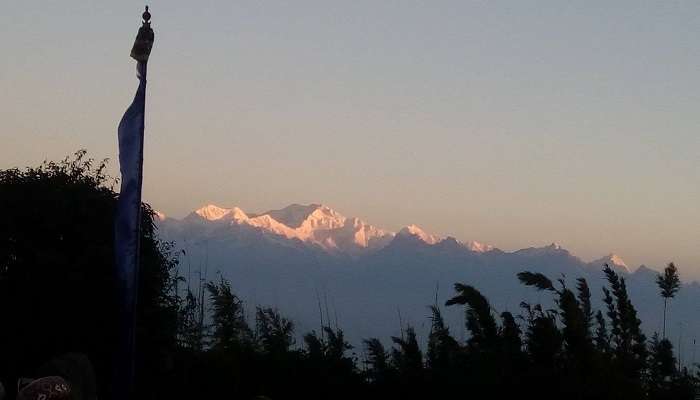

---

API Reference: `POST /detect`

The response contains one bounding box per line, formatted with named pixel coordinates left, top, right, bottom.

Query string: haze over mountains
left=157, top=203, right=700, bottom=358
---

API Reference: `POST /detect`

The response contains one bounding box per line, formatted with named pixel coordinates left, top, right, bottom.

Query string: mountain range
left=157, top=203, right=699, bottom=359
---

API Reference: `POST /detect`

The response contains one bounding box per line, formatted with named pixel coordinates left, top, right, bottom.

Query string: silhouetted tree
left=595, top=310, right=611, bottom=354
left=602, top=264, right=647, bottom=397
left=363, top=338, right=390, bottom=383
left=426, top=305, right=459, bottom=372
left=322, top=327, right=353, bottom=365
left=500, top=311, right=523, bottom=357
left=0, top=151, right=180, bottom=400
left=520, top=302, right=562, bottom=369
left=649, top=333, right=676, bottom=381
left=300, top=327, right=358, bottom=398
left=446, top=283, right=524, bottom=396
left=646, top=333, right=698, bottom=400
left=255, top=306, right=295, bottom=355
left=517, top=271, right=555, bottom=291
left=178, top=288, right=204, bottom=351
left=577, top=277, right=594, bottom=334
left=656, top=262, right=681, bottom=339
left=206, top=277, right=252, bottom=351
left=391, top=326, right=423, bottom=380
left=445, top=283, right=498, bottom=350
left=304, top=331, right=325, bottom=362
left=518, top=272, right=593, bottom=368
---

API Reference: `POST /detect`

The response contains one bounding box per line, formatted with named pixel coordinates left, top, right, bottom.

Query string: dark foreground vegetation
left=1, top=152, right=697, bottom=400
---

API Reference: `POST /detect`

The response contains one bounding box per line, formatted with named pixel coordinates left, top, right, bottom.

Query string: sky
left=1, top=1, right=699, bottom=277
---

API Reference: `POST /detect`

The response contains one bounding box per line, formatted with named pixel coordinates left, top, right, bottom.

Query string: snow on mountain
left=194, top=204, right=238, bottom=221
left=160, top=203, right=503, bottom=256
left=394, top=225, right=493, bottom=252
left=345, top=217, right=395, bottom=249
left=186, top=204, right=249, bottom=223
left=304, top=215, right=395, bottom=255
left=246, top=214, right=299, bottom=239
left=588, top=253, right=630, bottom=274
left=397, top=224, right=440, bottom=245
left=168, top=203, right=395, bottom=255
left=463, top=240, right=494, bottom=253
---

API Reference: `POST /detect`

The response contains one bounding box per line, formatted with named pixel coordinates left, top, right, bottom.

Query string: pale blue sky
left=1, top=1, right=699, bottom=276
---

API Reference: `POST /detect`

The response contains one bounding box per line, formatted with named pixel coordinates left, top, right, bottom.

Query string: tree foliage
left=0, top=151, right=179, bottom=400
left=206, top=277, right=252, bottom=351
left=657, top=262, right=681, bottom=339
left=657, top=263, right=681, bottom=300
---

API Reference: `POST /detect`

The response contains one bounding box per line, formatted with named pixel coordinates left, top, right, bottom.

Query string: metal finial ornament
left=130, top=6, right=154, bottom=62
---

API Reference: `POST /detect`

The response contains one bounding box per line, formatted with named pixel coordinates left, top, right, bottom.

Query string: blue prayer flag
left=114, top=60, right=147, bottom=394
left=116, top=61, right=146, bottom=314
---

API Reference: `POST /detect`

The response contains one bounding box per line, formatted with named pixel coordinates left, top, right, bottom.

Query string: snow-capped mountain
left=159, top=204, right=630, bottom=263
left=397, top=224, right=440, bottom=245
left=160, top=203, right=396, bottom=256
left=587, top=253, right=630, bottom=274
left=160, top=203, right=499, bottom=256
left=155, top=202, right=698, bottom=353
left=463, top=240, right=494, bottom=253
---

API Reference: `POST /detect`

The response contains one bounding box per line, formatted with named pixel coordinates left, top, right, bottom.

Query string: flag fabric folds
left=114, top=60, right=147, bottom=392
left=116, top=61, right=147, bottom=316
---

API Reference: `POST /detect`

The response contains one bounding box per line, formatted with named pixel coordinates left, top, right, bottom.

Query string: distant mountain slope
left=156, top=203, right=700, bottom=361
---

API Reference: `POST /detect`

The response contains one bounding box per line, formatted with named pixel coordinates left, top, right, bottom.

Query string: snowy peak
left=192, top=204, right=248, bottom=221
left=246, top=214, right=298, bottom=239
left=182, top=203, right=393, bottom=255
left=463, top=240, right=494, bottom=253
left=160, top=203, right=639, bottom=269
left=589, top=253, right=629, bottom=273
left=177, top=204, right=497, bottom=254
left=398, top=224, right=440, bottom=245
left=334, top=217, right=394, bottom=253
left=194, top=204, right=232, bottom=220
left=292, top=207, right=393, bottom=253
left=299, top=205, right=347, bottom=232
left=608, top=254, right=627, bottom=268
left=251, top=203, right=348, bottom=239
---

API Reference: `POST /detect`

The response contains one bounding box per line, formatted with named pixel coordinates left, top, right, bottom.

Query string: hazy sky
left=1, top=2, right=699, bottom=276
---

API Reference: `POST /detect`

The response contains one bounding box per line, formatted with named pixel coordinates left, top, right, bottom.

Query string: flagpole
left=114, top=7, right=153, bottom=399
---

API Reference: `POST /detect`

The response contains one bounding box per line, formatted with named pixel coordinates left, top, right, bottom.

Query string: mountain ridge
left=159, top=203, right=628, bottom=266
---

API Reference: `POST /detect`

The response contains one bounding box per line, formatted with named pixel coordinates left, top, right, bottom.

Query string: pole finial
left=130, top=6, right=155, bottom=62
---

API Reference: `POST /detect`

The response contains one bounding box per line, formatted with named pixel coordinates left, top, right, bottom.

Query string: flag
left=114, top=60, right=147, bottom=394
